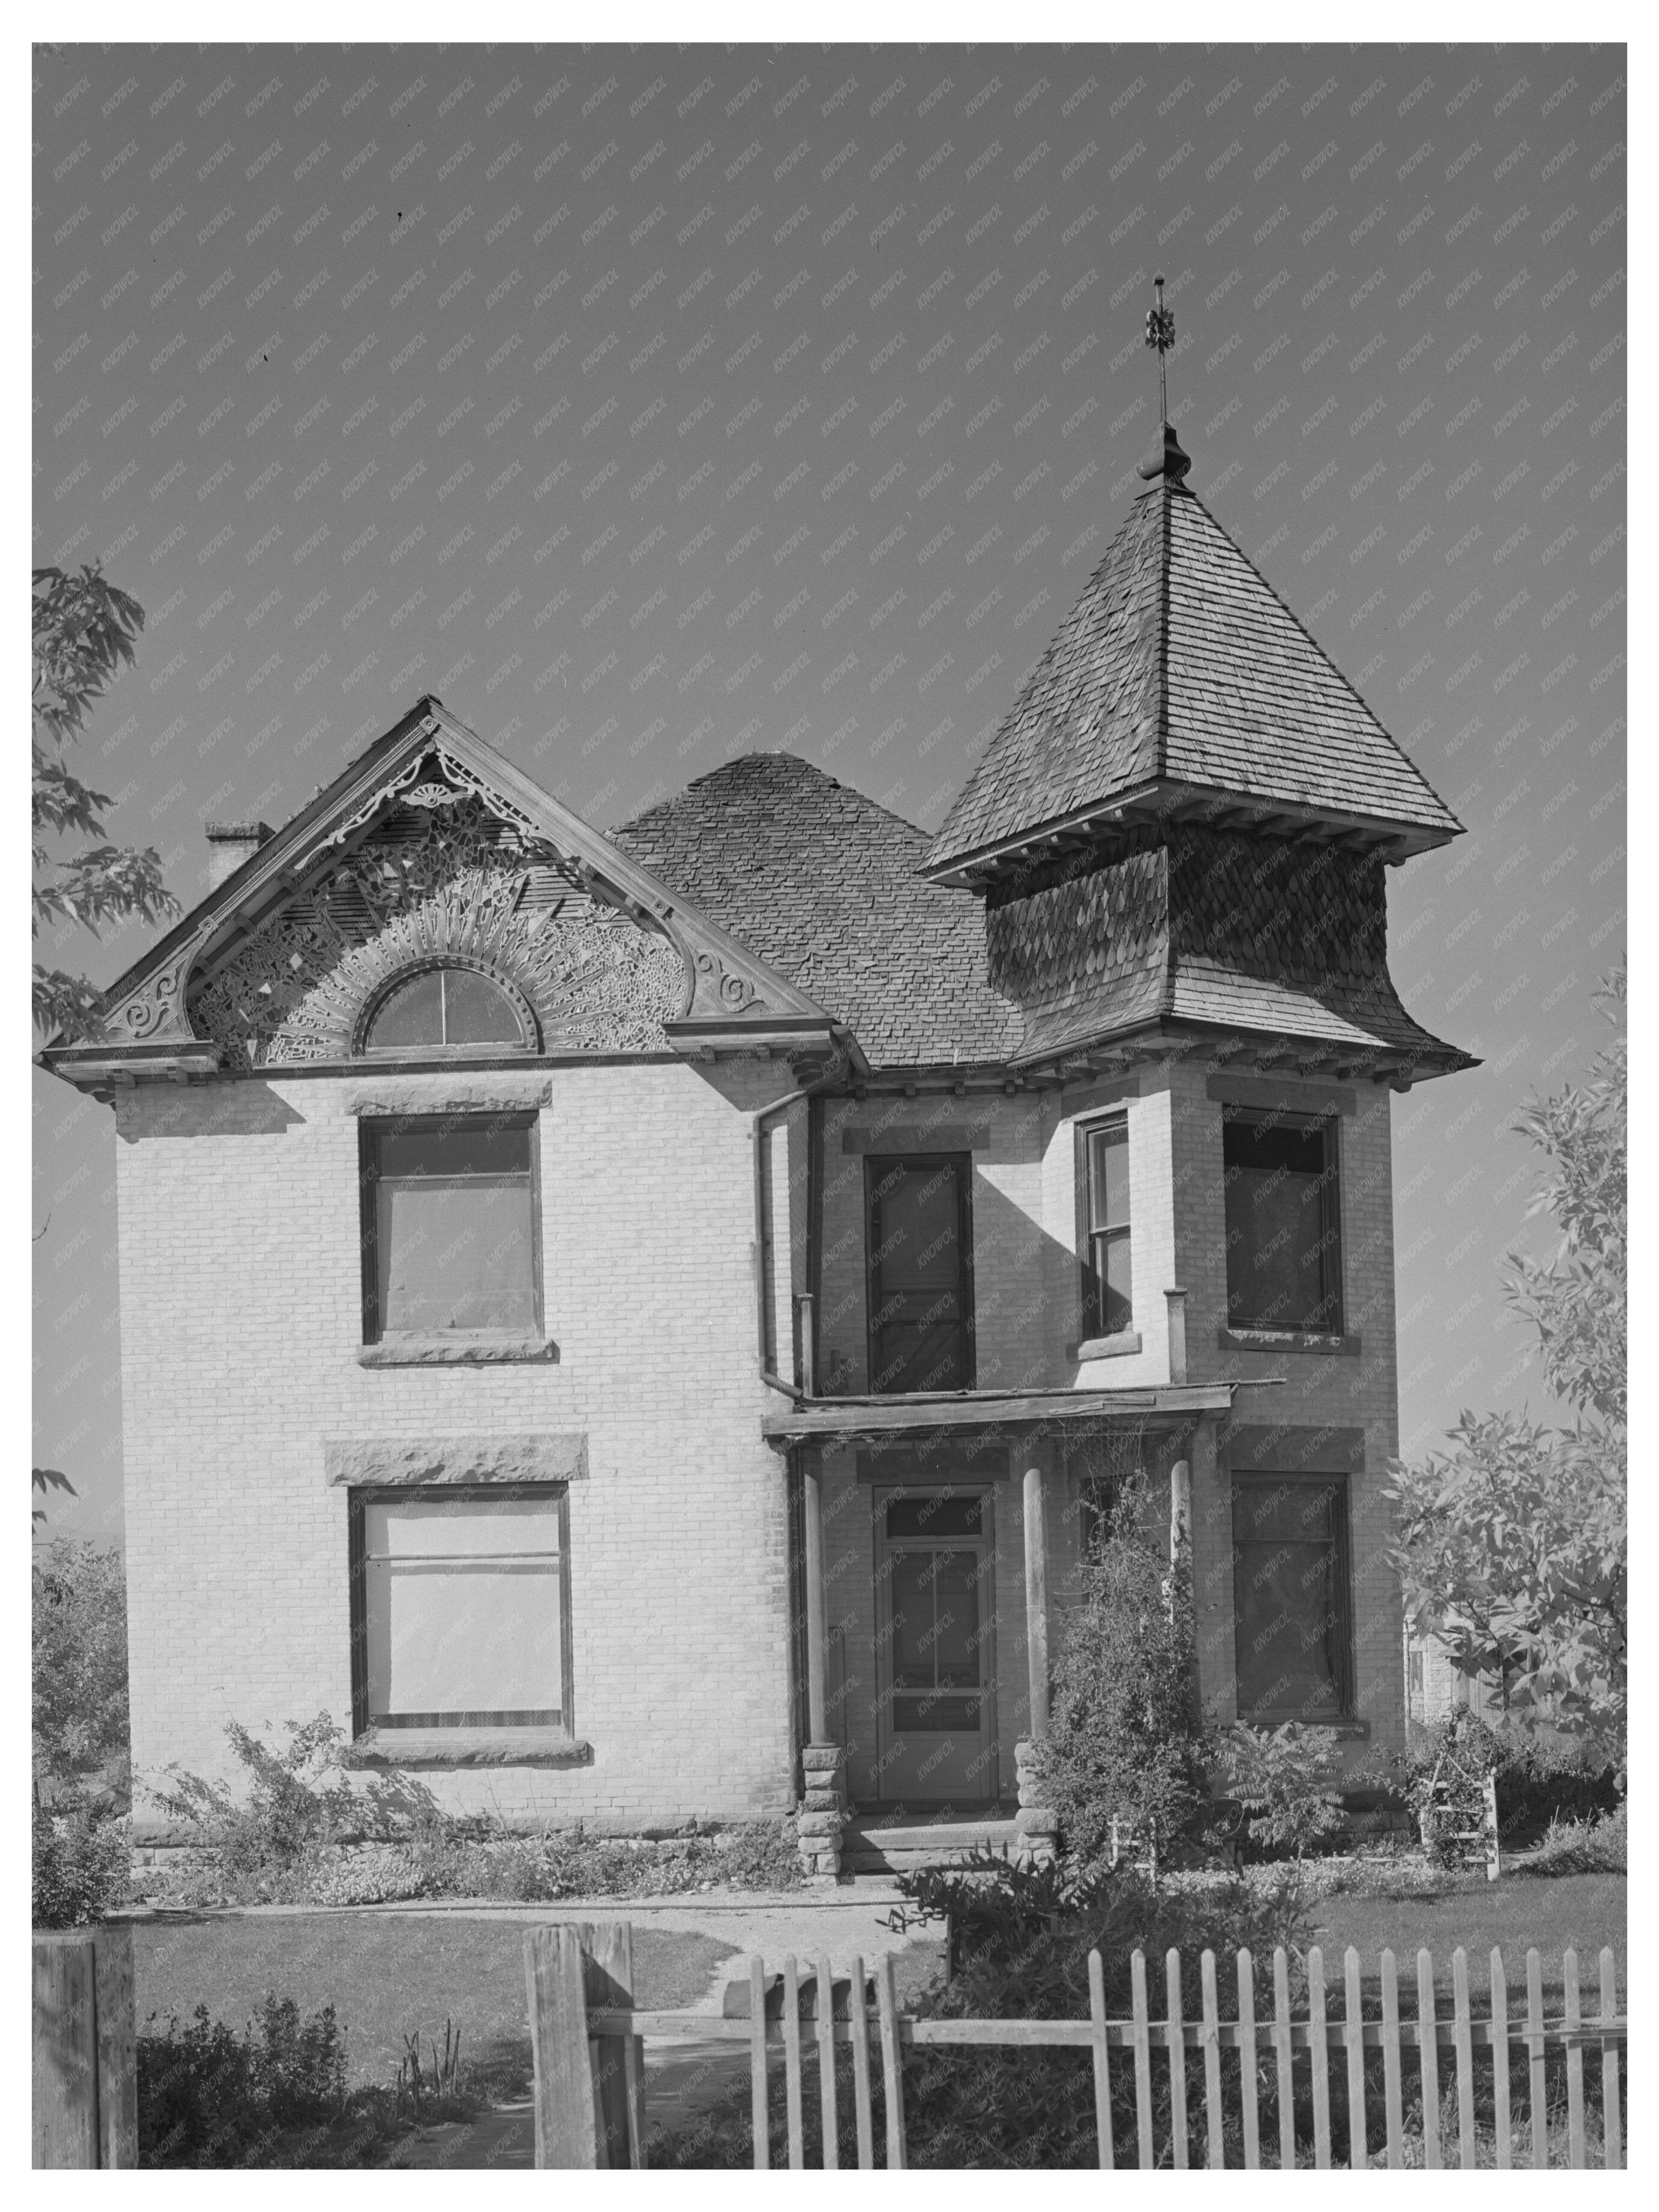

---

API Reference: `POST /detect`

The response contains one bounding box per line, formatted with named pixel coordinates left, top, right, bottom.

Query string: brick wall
left=115, top=1061, right=796, bottom=1830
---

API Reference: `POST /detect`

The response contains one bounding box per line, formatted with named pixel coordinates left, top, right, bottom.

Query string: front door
left=874, top=1487, right=997, bottom=1809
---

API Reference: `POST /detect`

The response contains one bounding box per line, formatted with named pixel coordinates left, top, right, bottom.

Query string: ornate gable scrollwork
left=187, top=792, right=690, bottom=1067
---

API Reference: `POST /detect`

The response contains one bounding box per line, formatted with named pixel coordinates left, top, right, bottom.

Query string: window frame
left=1230, top=1472, right=1356, bottom=1723
left=1074, top=1110, right=1133, bottom=1341
left=358, top=1110, right=544, bottom=1346
left=348, top=1481, right=574, bottom=1739
left=1221, top=1106, right=1345, bottom=1335
left=862, top=1150, right=976, bottom=1395
left=356, top=958, right=540, bottom=1059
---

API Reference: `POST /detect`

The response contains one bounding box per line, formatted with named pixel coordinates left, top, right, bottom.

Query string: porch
left=763, top=1382, right=1240, bottom=1880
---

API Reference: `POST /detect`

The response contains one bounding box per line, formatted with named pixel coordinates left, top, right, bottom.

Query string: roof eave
left=923, top=777, right=1462, bottom=887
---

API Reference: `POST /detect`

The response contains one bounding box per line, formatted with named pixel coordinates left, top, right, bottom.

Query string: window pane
left=887, top=1496, right=983, bottom=1540
left=378, top=1178, right=536, bottom=1331
left=870, top=1161, right=963, bottom=1287
left=1224, top=1133, right=1332, bottom=1328
left=1093, top=1229, right=1133, bottom=1334
left=366, top=1499, right=559, bottom=1558
left=443, top=967, right=526, bottom=1045
left=368, top=969, right=445, bottom=1049
left=377, top=1123, right=531, bottom=1179
left=1233, top=1479, right=1346, bottom=1718
left=1223, top=1115, right=1326, bottom=1177
left=1088, top=1121, right=1129, bottom=1230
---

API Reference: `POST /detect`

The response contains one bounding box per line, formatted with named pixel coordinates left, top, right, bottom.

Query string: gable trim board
left=41, top=696, right=834, bottom=1089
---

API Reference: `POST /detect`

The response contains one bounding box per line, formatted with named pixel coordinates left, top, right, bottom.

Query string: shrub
left=1354, top=1710, right=1621, bottom=1852
left=33, top=1541, right=130, bottom=1800
left=1040, top=1474, right=1210, bottom=1880
left=137, top=1720, right=804, bottom=1907
left=33, top=1794, right=129, bottom=1927
left=1530, top=1799, right=1627, bottom=1877
left=138, top=1997, right=348, bottom=2167
left=1211, top=1722, right=1346, bottom=1862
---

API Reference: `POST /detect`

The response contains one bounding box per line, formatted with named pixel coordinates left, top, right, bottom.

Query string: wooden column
left=1169, top=1457, right=1192, bottom=1561
left=802, top=1458, right=828, bottom=1744
left=1022, top=1463, right=1050, bottom=1739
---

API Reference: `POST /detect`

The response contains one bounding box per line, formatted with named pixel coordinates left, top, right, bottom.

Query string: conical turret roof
left=925, top=427, right=1462, bottom=884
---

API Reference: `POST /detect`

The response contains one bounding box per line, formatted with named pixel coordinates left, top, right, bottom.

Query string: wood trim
left=347, top=1490, right=369, bottom=1738
left=1207, top=1072, right=1357, bottom=1117
left=1222, top=1423, right=1366, bottom=1475
left=841, top=1122, right=993, bottom=1155
left=854, top=1440, right=1014, bottom=1485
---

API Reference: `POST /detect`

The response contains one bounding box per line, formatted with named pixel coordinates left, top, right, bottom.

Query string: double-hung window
left=1221, top=1108, right=1342, bottom=1333
left=1079, top=1114, right=1132, bottom=1338
left=1231, top=1475, right=1354, bottom=1720
left=359, top=1114, right=540, bottom=1341
left=350, top=1486, right=572, bottom=1732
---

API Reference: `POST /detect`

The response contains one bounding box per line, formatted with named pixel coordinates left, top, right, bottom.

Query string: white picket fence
left=528, top=1923, right=1625, bottom=2169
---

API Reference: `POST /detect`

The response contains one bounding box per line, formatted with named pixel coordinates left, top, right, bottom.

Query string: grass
left=1303, top=1868, right=1626, bottom=2003
left=133, top=1912, right=737, bottom=2099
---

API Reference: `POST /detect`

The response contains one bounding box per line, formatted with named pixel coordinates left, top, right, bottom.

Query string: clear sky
left=32, top=39, right=1625, bottom=1541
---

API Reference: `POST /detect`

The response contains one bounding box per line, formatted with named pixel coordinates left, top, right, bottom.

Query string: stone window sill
left=1218, top=1328, right=1361, bottom=1358
left=358, top=1331, right=559, bottom=1367
left=342, top=1729, right=592, bottom=1769
left=1070, top=1330, right=1144, bottom=1360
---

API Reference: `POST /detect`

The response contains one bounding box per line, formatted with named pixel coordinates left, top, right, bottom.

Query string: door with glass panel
left=874, top=1488, right=997, bottom=1807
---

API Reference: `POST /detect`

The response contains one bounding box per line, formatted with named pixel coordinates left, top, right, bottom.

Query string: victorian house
left=44, top=422, right=1472, bottom=1876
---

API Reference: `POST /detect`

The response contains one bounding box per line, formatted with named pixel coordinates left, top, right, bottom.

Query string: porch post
left=797, top=1458, right=846, bottom=1882
left=802, top=1461, right=828, bottom=1743
left=1015, top=1461, right=1058, bottom=1867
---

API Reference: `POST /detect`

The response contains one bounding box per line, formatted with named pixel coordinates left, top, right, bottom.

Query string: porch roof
left=760, top=1381, right=1237, bottom=1446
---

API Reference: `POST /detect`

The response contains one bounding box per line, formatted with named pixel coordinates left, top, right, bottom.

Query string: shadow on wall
left=115, top=1084, right=308, bottom=1141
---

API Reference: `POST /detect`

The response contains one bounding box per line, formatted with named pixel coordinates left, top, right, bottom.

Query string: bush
left=1355, top=1710, right=1621, bottom=1852
left=139, top=1717, right=803, bottom=1905
left=1040, top=1474, right=1210, bottom=1879
left=33, top=1541, right=130, bottom=1800
left=33, top=1794, right=129, bottom=1927
left=138, top=1996, right=348, bottom=2166
left=1211, top=1722, right=1346, bottom=1862
left=1530, top=1799, right=1627, bottom=1877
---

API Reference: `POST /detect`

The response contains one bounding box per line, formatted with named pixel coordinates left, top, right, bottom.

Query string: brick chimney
left=205, top=821, right=274, bottom=889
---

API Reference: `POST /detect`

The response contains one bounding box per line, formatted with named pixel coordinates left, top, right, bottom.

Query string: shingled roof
left=612, top=755, right=1023, bottom=1069
left=926, top=429, right=1463, bottom=880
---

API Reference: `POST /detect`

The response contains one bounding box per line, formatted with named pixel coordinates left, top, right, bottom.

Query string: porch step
left=843, top=1814, right=1021, bottom=1875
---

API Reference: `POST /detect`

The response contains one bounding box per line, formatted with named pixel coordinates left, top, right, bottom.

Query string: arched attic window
left=361, top=963, right=538, bottom=1055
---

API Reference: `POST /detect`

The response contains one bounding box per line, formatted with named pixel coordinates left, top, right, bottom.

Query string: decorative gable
left=43, top=698, right=836, bottom=1092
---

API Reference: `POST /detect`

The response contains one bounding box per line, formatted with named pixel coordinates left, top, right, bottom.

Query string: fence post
left=577, top=1921, right=640, bottom=2169
left=33, top=1926, right=137, bottom=2169
left=525, top=1924, right=607, bottom=2168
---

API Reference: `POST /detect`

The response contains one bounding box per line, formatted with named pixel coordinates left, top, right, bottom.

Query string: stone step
left=844, top=1815, right=1021, bottom=1873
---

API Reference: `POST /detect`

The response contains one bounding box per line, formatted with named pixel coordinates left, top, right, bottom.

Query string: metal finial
left=1144, top=271, right=1175, bottom=424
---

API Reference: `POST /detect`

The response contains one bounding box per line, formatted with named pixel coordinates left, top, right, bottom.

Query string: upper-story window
left=362, top=962, right=536, bottom=1055
left=1079, top=1115, right=1132, bottom=1338
left=1222, top=1108, right=1343, bottom=1333
left=359, top=1114, right=541, bottom=1341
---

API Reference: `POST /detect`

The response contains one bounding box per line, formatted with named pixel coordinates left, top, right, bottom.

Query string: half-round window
left=362, top=964, right=537, bottom=1054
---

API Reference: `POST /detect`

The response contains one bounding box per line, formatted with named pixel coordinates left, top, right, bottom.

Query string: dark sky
left=33, top=41, right=1626, bottom=1540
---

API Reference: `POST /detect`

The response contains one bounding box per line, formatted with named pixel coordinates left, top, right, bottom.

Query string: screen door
left=874, top=1488, right=997, bottom=1807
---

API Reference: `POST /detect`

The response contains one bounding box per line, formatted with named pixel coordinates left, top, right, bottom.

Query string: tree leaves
left=31, top=562, right=179, bottom=1041
left=1389, top=976, right=1626, bottom=1753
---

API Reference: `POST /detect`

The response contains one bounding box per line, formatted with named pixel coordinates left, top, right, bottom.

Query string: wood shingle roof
left=926, top=454, right=1463, bottom=880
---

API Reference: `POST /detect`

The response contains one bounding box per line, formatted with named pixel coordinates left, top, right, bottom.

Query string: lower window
left=349, top=1485, right=572, bottom=1732
left=1232, top=1475, right=1353, bottom=1721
